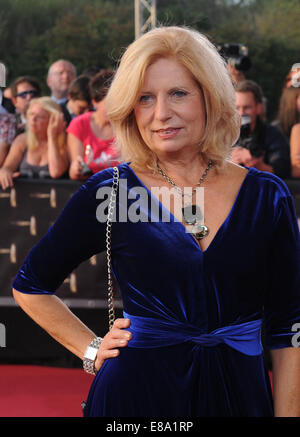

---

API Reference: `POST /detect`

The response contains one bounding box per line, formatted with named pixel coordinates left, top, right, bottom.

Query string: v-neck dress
left=12, top=162, right=300, bottom=417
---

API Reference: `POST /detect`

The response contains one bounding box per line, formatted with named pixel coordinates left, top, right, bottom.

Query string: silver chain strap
left=105, top=166, right=119, bottom=331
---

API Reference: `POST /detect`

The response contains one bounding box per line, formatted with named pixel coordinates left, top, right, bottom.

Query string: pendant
left=182, top=204, right=203, bottom=225
left=191, top=224, right=209, bottom=240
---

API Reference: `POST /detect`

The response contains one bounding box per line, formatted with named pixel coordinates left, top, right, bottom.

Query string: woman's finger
left=98, top=348, right=120, bottom=360
left=94, top=349, right=120, bottom=371
left=114, top=317, right=131, bottom=327
left=1, top=174, right=12, bottom=189
left=92, top=318, right=132, bottom=372
left=101, top=337, right=130, bottom=350
left=12, top=172, right=21, bottom=179
left=111, top=318, right=131, bottom=331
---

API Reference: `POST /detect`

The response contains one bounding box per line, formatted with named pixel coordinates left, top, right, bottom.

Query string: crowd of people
left=0, top=58, right=300, bottom=190
left=0, top=60, right=120, bottom=189
left=9, top=27, right=300, bottom=417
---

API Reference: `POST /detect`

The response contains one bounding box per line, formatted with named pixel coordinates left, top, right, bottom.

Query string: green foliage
left=0, top=0, right=299, bottom=119
left=45, top=1, right=134, bottom=73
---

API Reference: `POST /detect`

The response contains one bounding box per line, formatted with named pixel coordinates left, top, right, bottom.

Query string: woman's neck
left=35, top=132, right=48, bottom=143
left=90, top=112, right=113, bottom=140
left=156, top=152, right=211, bottom=186
left=92, top=110, right=109, bottom=128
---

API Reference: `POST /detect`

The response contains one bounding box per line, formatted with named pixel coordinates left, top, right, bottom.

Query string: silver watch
left=83, top=337, right=103, bottom=375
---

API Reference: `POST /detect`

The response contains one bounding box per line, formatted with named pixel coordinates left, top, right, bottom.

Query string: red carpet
left=0, top=365, right=273, bottom=417
left=0, top=365, right=94, bottom=417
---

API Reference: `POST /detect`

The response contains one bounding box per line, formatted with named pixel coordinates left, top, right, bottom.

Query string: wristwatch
left=83, top=337, right=103, bottom=375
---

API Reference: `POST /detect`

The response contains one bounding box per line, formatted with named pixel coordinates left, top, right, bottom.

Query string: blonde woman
left=0, top=97, right=68, bottom=189
left=12, top=27, right=300, bottom=417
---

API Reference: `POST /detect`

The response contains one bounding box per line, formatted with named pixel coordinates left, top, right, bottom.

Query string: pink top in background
left=67, top=112, right=120, bottom=174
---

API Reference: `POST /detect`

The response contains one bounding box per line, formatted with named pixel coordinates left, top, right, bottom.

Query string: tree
left=0, top=0, right=299, bottom=120
left=45, top=0, right=134, bottom=74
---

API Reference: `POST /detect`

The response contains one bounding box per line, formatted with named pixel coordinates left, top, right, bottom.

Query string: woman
left=274, top=86, right=300, bottom=178
left=12, top=27, right=300, bottom=417
left=67, top=69, right=120, bottom=180
left=0, top=97, right=68, bottom=189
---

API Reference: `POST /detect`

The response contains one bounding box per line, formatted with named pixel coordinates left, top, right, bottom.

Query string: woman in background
left=274, top=86, right=300, bottom=178
left=0, top=97, right=68, bottom=189
left=67, top=69, right=120, bottom=180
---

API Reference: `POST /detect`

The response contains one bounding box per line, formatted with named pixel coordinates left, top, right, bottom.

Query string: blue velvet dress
left=12, top=163, right=300, bottom=417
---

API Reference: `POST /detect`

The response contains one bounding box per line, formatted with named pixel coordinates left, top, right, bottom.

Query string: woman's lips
left=154, top=128, right=181, bottom=139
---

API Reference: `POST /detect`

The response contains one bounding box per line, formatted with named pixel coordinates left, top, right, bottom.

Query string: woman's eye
left=172, top=90, right=187, bottom=98
left=139, top=95, right=152, bottom=103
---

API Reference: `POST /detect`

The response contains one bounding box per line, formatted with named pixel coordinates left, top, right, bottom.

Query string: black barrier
left=0, top=177, right=122, bottom=366
left=0, top=177, right=122, bottom=306
left=0, top=176, right=300, bottom=366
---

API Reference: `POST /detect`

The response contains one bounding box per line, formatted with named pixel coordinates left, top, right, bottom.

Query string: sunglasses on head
left=16, top=90, right=39, bottom=99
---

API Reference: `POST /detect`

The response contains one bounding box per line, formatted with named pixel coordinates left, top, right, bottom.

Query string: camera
left=217, top=43, right=251, bottom=71
left=235, top=115, right=265, bottom=158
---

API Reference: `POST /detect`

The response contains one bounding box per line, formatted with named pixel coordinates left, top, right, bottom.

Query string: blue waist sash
left=123, top=311, right=263, bottom=356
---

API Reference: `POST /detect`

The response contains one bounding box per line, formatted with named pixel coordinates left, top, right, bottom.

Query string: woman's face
left=27, top=103, right=50, bottom=136
left=133, top=57, right=206, bottom=160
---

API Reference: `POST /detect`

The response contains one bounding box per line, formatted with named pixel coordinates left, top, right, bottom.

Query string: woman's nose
left=154, top=96, right=172, bottom=121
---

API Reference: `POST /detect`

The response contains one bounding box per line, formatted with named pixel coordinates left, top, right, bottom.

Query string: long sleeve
left=264, top=192, right=300, bottom=349
left=12, top=169, right=114, bottom=294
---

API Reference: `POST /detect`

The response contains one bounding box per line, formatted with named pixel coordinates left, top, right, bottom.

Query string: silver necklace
left=157, top=160, right=214, bottom=240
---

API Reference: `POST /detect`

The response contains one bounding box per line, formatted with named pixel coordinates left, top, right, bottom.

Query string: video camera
left=235, top=115, right=266, bottom=158
left=217, top=43, right=251, bottom=72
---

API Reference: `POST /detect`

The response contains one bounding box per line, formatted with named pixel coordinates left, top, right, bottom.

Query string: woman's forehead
left=141, top=57, right=198, bottom=88
left=29, top=103, right=49, bottom=115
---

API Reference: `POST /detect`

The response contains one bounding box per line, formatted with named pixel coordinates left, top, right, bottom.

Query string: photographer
left=231, top=80, right=291, bottom=179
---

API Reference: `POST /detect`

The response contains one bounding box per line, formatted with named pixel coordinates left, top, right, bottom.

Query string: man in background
left=60, top=75, right=92, bottom=126
left=10, top=76, right=41, bottom=135
left=47, top=59, right=76, bottom=105
left=231, top=80, right=291, bottom=179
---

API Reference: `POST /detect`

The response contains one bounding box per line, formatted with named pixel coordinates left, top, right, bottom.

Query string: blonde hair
left=106, top=26, right=240, bottom=172
left=26, top=97, right=66, bottom=153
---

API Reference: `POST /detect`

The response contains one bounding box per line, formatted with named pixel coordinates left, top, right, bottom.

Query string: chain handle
left=106, top=166, right=119, bottom=330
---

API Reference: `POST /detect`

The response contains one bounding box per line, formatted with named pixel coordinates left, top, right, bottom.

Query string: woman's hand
left=47, top=113, right=66, bottom=141
left=69, top=155, right=87, bottom=180
left=94, top=318, right=131, bottom=372
left=0, top=167, right=20, bottom=190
